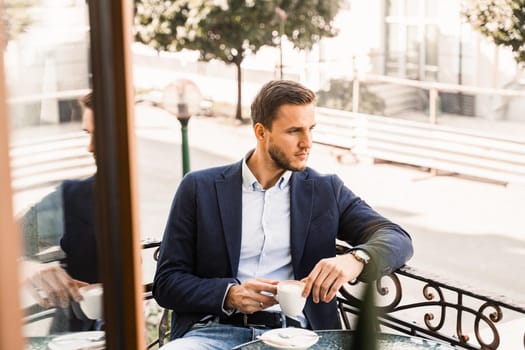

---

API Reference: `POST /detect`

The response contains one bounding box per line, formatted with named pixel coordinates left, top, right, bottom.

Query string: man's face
left=264, top=103, right=316, bottom=172
left=82, top=107, right=95, bottom=158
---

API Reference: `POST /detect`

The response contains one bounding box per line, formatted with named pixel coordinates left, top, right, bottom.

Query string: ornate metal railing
left=337, top=265, right=525, bottom=349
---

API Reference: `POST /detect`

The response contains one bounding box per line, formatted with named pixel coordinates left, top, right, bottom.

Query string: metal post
left=279, top=21, right=284, bottom=80
left=163, top=81, right=201, bottom=177
left=178, top=117, right=190, bottom=176
left=429, top=88, right=438, bottom=175
left=275, top=7, right=287, bottom=80
left=429, top=88, right=438, bottom=124
left=352, top=78, right=360, bottom=113
left=352, top=55, right=360, bottom=113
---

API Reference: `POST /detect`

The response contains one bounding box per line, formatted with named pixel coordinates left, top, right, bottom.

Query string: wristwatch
left=350, top=249, right=370, bottom=265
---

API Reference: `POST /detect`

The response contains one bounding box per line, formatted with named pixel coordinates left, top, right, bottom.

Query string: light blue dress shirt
left=237, top=153, right=306, bottom=325
left=238, top=156, right=293, bottom=283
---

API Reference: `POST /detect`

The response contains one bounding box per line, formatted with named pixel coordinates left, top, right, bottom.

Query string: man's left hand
left=302, top=254, right=364, bottom=303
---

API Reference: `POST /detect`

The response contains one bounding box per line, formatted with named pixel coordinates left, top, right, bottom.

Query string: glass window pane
left=425, top=24, right=438, bottom=67
left=387, top=0, right=403, bottom=16
left=425, top=0, right=438, bottom=19
left=406, top=25, right=419, bottom=78
left=386, top=23, right=402, bottom=75
left=405, top=0, right=420, bottom=17
left=4, top=0, right=102, bottom=345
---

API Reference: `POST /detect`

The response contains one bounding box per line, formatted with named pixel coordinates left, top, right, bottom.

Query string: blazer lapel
left=215, top=161, right=243, bottom=276
left=290, top=171, right=314, bottom=276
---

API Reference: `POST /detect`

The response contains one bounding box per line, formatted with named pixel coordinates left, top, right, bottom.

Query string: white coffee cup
left=275, top=280, right=306, bottom=317
left=79, top=284, right=103, bottom=320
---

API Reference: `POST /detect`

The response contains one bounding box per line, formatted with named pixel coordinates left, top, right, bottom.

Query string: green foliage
left=462, top=0, right=525, bottom=65
left=135, top=0, right=341, bottom=60
left=172, top=0, right=277, bottom=65
left=133, top=0, right=189, bottom=52
left=316, top=79, right=386, bottom=115
left=134, top=0, right=342, bottom=119
left=2, top=0, right=39, bottom=41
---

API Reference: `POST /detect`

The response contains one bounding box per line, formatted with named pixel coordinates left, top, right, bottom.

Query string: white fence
left=315, top=107, right=525, bottom=185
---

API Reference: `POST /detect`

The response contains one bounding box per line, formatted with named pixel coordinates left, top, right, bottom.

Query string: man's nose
left=299, top=131, right=312, bottom=148
left=87, top=135, right=95, bottom=154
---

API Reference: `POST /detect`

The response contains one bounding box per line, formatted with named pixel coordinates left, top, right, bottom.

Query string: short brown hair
left=250, top=80, right=315, bottom=129
left=79, top=92, right=93, bottom=109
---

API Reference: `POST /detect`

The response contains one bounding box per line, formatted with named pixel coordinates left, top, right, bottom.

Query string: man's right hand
left=20, top=260, right=88, bottom=308
left=224, top=278, right=279, bottom=314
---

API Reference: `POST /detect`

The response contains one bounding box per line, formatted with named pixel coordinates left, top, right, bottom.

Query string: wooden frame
left=0, top=15, right=25, bottom=349
left=1, top=1, right=144, bottom=348
left=87, top=0, right=145, bottom=349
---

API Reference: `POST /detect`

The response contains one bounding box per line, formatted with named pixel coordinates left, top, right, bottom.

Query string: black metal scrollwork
left=422, top=282, right=446, bottom=332
left=336, top=265, right=525, bottom=349
left=375, top=273, right=402, bottom=313
left=473, top=302, right=501, bottom=349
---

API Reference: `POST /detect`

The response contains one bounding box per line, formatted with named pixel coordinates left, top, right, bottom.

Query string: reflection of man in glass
left=20, top=92, right=99, bottom=332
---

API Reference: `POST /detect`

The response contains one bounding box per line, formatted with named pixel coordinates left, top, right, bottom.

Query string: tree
left=134, top=0, right=342, bottom=121
left=2, top=0, right=38, bottom=42
left=462, top=0, right=525, bottom=65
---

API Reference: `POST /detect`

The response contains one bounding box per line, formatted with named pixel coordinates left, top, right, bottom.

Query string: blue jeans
left=160, top=321, right=267, bottom=350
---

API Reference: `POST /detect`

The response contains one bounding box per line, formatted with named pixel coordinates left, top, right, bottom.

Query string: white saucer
left=258, top=327, right=319, bottom=349
left=48, top=331, right=105, bottom=350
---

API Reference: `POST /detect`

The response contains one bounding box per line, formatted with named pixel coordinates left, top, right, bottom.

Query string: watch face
left=353, top=250, right=370, bottom=264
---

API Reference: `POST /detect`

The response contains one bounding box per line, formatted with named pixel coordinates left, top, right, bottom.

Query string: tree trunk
left=235, top=59, right=243, bottom=121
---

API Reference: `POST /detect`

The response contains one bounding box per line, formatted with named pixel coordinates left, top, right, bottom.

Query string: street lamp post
left=177, top=104, right=191, bottom=175
left=162, top=79, right=202, bottom=176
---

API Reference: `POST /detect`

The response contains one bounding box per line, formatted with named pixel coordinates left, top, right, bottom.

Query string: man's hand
left=224, top=278, right=279, bottom=314
left=302, top=254, right=364, bottom=304
left=20, top=260, right=87, bottom=308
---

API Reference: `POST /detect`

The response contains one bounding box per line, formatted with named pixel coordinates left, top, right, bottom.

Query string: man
left=153, top=80, right=413, bottom=349
left=20, top=92, right=99, bottom=331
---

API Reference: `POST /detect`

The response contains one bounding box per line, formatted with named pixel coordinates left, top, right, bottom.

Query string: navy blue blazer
left=60, top=176, right=98, bottom=284
left=21, top=176, right=98, bottom=332
left=153, top=161, right=413, bottom=338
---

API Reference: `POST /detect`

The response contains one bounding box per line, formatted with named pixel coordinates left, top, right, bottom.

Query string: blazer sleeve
left=332, top=175, right=413, bottom=281
left=152, top=173, right=238, bottom=316
left=19, top=186, right=64, bottom=259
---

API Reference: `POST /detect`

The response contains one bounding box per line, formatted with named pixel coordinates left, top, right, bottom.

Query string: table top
left=26, top=335, right=62, bottom=350
left=233, top=330, right=454, bottom=350
left=26, top=331, right=105, bottom=350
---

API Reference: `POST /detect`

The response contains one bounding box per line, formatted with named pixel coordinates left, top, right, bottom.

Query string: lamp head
left=162, top=79, right=202, bottom=119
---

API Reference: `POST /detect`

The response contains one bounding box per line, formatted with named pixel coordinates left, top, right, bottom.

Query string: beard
left=268, top=143, right=307, bottom=172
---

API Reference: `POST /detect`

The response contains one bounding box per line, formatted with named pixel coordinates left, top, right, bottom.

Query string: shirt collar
left=242, top=150, right=292, bottom=191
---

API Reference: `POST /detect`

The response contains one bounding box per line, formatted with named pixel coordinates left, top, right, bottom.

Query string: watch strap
left=350, top=249, right=370, bottom=265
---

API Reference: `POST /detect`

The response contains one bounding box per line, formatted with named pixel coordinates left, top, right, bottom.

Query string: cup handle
left=274, top=293, right=279, bottom=302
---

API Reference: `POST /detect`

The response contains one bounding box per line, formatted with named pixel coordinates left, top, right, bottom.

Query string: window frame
left=87, top=1, right=145, bottom=349
left=0, top=17, right=25, bottom=350
left=384, top=0, right=439, bottom=80
left=0, top=1, right=145, bottom=348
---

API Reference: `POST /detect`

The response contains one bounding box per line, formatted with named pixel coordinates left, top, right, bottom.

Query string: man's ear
left=254, top=123, right=266, bottom=140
